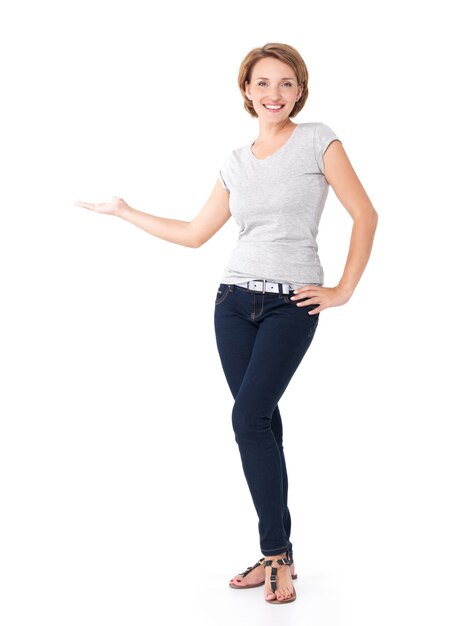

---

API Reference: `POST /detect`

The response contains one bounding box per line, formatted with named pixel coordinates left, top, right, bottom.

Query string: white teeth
left=264, top=104, right=283, bottom=109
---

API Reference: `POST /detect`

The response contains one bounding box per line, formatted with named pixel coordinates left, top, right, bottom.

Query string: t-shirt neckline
left=249, top=123, right=302, bottom=162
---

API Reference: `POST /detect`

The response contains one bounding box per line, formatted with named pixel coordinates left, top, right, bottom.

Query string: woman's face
left=245, top=57, right=302, bottom=121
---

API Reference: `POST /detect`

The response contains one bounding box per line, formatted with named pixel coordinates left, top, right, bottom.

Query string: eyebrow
left=254, top=76, right=297, bottom=81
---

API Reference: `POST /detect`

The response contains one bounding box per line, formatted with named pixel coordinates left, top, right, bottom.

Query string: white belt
left=236, top=279, right=292, bottom=294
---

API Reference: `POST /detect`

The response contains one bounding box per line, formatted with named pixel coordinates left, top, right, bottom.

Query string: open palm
left=74, top=195, right=129, bottom=216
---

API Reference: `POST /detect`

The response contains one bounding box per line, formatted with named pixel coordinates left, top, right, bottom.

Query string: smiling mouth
left=263, top=104, right=285, bottom=110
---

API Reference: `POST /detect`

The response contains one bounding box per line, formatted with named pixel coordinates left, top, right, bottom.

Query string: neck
left=255, top=119, right=296, bottom=142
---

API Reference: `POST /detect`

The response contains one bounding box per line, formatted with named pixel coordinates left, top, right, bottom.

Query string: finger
left=295, top=297, right=320, bottom=307
left=291, top=293, right=313, bottom=302
left=308, top=306, right=323, bottom=315
left=74, top=201, right=96, bottom=209
left=291, top=288, right=322, bottom=300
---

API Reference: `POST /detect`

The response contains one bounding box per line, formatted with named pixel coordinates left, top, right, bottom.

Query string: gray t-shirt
left=218, top=121, right=341, bottom=288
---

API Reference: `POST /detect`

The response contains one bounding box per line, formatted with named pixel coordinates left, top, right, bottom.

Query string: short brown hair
left=238, top=42, right=309, bottom=118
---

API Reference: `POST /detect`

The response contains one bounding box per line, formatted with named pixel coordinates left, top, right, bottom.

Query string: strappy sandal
left=229, top=556, right=298, bottom=590
left=263, top=555, right=297, bottom=604
left=229, top=557, right=266, bottom=589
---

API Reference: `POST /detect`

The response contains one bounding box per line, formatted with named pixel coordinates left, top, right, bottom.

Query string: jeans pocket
left=215, top=283, right=233, bottom=305
left=283, top=294, right=320, bottom=315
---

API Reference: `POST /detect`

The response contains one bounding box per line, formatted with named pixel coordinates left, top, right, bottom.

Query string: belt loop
left=262, top=279, right=266, bottom=293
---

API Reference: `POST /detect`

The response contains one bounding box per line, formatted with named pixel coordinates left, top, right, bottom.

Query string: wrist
left=116, top=203, right=132, bottom=219
left=336, top=283, right=354, bottom=301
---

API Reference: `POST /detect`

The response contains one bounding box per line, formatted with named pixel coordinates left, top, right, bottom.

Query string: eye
left=256, top=81, right=294, bottom=88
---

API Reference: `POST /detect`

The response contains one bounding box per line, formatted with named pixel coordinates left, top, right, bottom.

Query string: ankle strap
left=264, top=556, right=292, bottom=567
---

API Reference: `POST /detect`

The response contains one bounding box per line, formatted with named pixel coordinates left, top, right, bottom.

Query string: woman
left=75, top=42, right=378, bottom=605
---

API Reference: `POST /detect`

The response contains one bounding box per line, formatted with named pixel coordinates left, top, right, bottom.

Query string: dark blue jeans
left=213, top=282, right=320, bottom=558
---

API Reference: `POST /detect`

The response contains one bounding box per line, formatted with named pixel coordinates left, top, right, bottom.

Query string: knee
left=231, top=401, right=271, bottom=443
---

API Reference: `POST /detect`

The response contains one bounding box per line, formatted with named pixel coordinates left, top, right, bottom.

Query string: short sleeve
left=313, top=122, right=342, bottom=175
left=218, top=152, right=231, bottom=192
left=218, top=168, right=229, bottom=192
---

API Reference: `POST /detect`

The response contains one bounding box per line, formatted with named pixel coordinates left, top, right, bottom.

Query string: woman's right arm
left=74, top=178, right=231, bottom=248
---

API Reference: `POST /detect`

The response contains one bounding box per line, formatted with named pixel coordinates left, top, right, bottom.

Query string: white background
left=0, top=1, right=469, bottom=624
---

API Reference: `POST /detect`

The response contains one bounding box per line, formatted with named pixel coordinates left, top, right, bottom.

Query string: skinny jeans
left=213, top=282, right=319, bottom=557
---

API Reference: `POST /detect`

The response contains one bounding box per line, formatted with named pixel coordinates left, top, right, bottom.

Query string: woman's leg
left=271, top=404, right=293, bottom=560
left=214, top=286, right=294, bottom=556
left=230, top=318, right=317, bottom=555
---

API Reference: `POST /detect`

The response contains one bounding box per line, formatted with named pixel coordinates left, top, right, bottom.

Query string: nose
left=267, top=85, right=281, bottom=100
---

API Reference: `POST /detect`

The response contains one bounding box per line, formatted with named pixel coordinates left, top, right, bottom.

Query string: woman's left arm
left=291, top=140, right=379, bottom=314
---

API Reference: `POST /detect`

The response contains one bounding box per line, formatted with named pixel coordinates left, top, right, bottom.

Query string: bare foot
left=230, top=555, right=296, bottom=590
left=229, top=558, right=265, bottom=588
left=263, top=554, right=295, bottom=602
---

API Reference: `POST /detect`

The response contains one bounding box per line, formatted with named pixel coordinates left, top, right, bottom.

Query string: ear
left=245, top=79, right=251, bottom=100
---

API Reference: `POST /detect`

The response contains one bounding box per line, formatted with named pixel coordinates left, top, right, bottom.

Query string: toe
left=274, top=583, right=293, bottom=601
